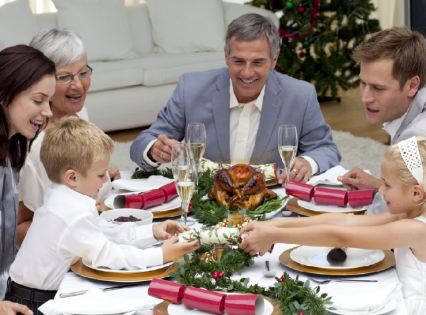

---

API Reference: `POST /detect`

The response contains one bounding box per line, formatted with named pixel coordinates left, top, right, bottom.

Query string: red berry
left=298, top=313, right=304, bottom=315
left=280, top=275, right=285, bottom=282
left=213, top=271, right=219, bottom=279
left=218, top=272, right=224, bottom=278
left=298, top=6, right=305, bottom=13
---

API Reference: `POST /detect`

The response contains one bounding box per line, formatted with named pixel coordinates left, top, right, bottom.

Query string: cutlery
left=60, top=283, right=144, bottom=298
left=307, top=277, right=378, bottom=285
left=262, top=261, right=276, bottom=278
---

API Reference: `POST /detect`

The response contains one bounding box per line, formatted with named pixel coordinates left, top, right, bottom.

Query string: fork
left=307, top=277, right=378, bottom=284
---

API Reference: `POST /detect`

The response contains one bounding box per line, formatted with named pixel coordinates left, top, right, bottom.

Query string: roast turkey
left=208, top=164, right=278, bottom=211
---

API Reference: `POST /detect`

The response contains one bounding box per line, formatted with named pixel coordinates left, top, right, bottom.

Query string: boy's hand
left=0, top=301, right=33, bottom=315
left=162, top=236, right=200, bottom=263
left=95, top=198, right=101, bottom=212
left=108, top=168, right=121, bottom=182
left=239, top=222, right=274, bottom=256
left=153, top=220, right=190, bottom=240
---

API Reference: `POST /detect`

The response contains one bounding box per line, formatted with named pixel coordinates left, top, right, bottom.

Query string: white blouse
left=10, top=184, right=163, bottom=290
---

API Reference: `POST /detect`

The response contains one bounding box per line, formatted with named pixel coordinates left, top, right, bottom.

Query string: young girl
left=0, top=45, right=55, bottom=315
left=240, top=135, right=426, bottom=314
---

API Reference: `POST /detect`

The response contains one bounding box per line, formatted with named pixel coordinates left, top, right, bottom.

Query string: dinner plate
left=167, top=299, right=273, bottom=315
left=290, top=246, right=385, bottom=270
left=286, top=198, right=366, bottom=217
left=64, top=311, right=135, bottom=315
left=111, top=176, right=173, bottom=192
left=297, top=199, right=367, bottom=213
left=82, top=258, right=174, bottom=274
left=104, top=193, right=181, bottom=212
left=328, top=299, right=397, bottom=315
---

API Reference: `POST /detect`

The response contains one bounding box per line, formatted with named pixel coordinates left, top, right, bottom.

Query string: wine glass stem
left=182, top=202, right=189, bottom=225
left=285, top=168, right=291, bottom=187
left=194, top=162, right=199, bottom=187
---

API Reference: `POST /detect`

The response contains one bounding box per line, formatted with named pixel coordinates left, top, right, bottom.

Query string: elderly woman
left=16, top=29, right=120, bottom=246
left=0, top=44, right=55, bottom=315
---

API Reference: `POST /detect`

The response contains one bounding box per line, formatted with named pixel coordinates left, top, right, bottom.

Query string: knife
left=59, top=283, right=143, bottom=298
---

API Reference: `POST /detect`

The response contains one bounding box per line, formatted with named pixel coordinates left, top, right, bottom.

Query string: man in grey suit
left=337, top=27, right=426, bottom=214
left=130, top=13, right=341, bottom=185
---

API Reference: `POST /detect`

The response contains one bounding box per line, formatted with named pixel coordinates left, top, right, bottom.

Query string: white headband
left=398, top=136, right=424, bottom=188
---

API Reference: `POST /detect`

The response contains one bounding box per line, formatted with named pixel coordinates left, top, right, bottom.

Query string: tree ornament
left=285, top=1, right=293, bottom=9
left=299, top=52, right=306, bottom=58
left=298, top=6, right=305, bottom=13
left=304, top=40, right=309, bottom=46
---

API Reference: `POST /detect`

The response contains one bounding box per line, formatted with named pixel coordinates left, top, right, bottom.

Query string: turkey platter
left=208, top=164, right=278, bottom=211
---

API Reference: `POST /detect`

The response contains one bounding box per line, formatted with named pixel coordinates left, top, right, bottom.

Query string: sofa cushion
left=126, top=3, right=154, bottom=54
left=0, top=0, right=41, bottom=47
left=52, top=0, right=135, bottom=62
left=145, top=0, right=226, bottom=53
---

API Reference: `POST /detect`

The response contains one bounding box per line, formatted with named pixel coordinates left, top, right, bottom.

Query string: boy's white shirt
left=10, top=184, right=163, bottom=291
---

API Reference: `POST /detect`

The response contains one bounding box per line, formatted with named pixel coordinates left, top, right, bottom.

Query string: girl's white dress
left=395, top=215, right=426, bottom=314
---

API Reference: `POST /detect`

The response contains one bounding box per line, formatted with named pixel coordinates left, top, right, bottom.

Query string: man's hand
left=153, top=220, right=191, bottom=241
left=278, top=157, right=312, bottom=186
left=148, top=135, right=180, bottom=163
left=239, top=221, right=275, bottom=256
left=0, top=301, right=33, bottom=315
left=108, top=168, right=121, bottom=181
left=337, top=167, right=382, bottom=191
left=162, top=236, right=200, bottom=263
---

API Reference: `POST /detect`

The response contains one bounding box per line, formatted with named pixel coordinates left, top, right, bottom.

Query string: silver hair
left=225, top=13, right=280, bottom=61
left=29, top=28, right=87, bottom=67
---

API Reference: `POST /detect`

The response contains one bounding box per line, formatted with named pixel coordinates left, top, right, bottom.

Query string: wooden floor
left=106, top=88, right=390, bottom=144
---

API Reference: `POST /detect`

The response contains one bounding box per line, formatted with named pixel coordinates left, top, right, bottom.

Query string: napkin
left=112, top=176, right=174, bottom=192
left=307, top=166, right=371, bottom=186
left=330, top=282, right=401, bottom=314
left=39, top=288, right=152, bottom=315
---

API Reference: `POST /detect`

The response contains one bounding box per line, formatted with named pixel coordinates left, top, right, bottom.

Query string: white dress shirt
left=10, top=184, right=163, bottom=290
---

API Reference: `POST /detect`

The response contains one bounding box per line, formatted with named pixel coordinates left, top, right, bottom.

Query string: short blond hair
left=41, top=116, right=114, bottom=183
left=383, top=136, right=426, bottom=215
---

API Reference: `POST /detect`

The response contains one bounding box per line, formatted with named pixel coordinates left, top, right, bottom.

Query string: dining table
left=56, top=171, right=408, bottom=315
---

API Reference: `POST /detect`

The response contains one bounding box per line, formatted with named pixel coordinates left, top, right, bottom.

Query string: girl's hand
left=153, top=220, right=190, bottom=240
left=239, top=223, right=275, bottom=256
left=0, top=301, right=33, bottom=315
left=162, top=236, right=200, bottom=263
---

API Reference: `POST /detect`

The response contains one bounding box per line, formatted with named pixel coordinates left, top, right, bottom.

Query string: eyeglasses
left=56, top=66, right=93, bottom=84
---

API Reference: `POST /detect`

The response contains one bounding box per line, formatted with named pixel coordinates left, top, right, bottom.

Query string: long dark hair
left=0, top=45, right=56, bottom=171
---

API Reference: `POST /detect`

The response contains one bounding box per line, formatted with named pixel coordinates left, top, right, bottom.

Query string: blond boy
left=6, top=117, right=199, bottom=311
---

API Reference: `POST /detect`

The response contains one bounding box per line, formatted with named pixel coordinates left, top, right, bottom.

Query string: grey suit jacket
left=131, top=67, right=341, bottom=171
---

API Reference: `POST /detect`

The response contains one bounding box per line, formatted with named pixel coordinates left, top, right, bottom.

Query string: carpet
left=109, top=130, right=388, bottom=179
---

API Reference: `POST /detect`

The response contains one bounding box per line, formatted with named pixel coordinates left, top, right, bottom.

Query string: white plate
left=297, top=199, right=367, bottom=213
left=81, top=258, right=173, bottom=274
left=64, top=311, right=135, bottom=315
left=290, top=246, right=385, bottom=270
left=111, top=176, right=173, bottom=192
left=328, top=299, right=397, bottom=315
left=167, top=298, right=273, bottom=315
left=104, top=193, right=181, bottom=212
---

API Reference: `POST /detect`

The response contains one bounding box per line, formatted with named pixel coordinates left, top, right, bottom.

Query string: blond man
left=338, top=26, right=426, bottom=214
left=6, top=117, right=199, bottom=312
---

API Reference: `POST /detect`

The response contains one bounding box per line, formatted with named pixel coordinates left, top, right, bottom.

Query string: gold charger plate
left=279, top=246, right=395, bottom=276
left=153, top=295, right=281, bottom=315
left=101, top=200, right=181, bottom=219
left=70, top=258, right=177, bottom=283
left=286, top=198, right=366, bottom=216
left=266, top=178, right=278, bottom=186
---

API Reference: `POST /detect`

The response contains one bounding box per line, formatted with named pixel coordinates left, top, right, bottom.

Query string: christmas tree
left=248, top=0, right=381, bottom=100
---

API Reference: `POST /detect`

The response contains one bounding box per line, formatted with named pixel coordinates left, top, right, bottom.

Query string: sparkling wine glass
left=186, top=123, right=206, bottom=186
left=278, top=125, right=298, bottom=186
left=172, top=157, right=196, bottom=226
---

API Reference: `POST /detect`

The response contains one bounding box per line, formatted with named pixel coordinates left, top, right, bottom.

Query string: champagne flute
left=172, top=157, right=196, bottom=226
left=278, top=125, right=298, bottom=186
left=186, top=123, right=206, bottom=186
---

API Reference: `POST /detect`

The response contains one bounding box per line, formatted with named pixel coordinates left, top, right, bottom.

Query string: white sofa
left=1, top=0, right=278, bottom=132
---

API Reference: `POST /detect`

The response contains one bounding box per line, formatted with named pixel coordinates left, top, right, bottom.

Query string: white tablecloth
left=56, top=172, right=407, bottom=314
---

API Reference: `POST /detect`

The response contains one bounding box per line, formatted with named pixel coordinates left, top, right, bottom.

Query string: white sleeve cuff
left=300, top=156, right=319, bottom=175
left=142, top=139, right=161, bottom=168
left=141, top=247, right=164, bottom=267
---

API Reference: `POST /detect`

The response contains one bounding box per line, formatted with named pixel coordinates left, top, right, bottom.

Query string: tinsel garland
left=170, top=246, right=334, bottom=315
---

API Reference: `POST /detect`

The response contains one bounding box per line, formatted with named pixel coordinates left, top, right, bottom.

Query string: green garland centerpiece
left=171, top=246, right=334, bottom=315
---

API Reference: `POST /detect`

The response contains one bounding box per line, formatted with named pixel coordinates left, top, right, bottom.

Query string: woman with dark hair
left=0, top=45, right=55, bottom=314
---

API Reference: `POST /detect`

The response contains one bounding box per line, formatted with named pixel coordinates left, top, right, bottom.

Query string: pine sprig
left=171, top=248, right=333, bottom=315
left=131, top=167, right=173, bottom=179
